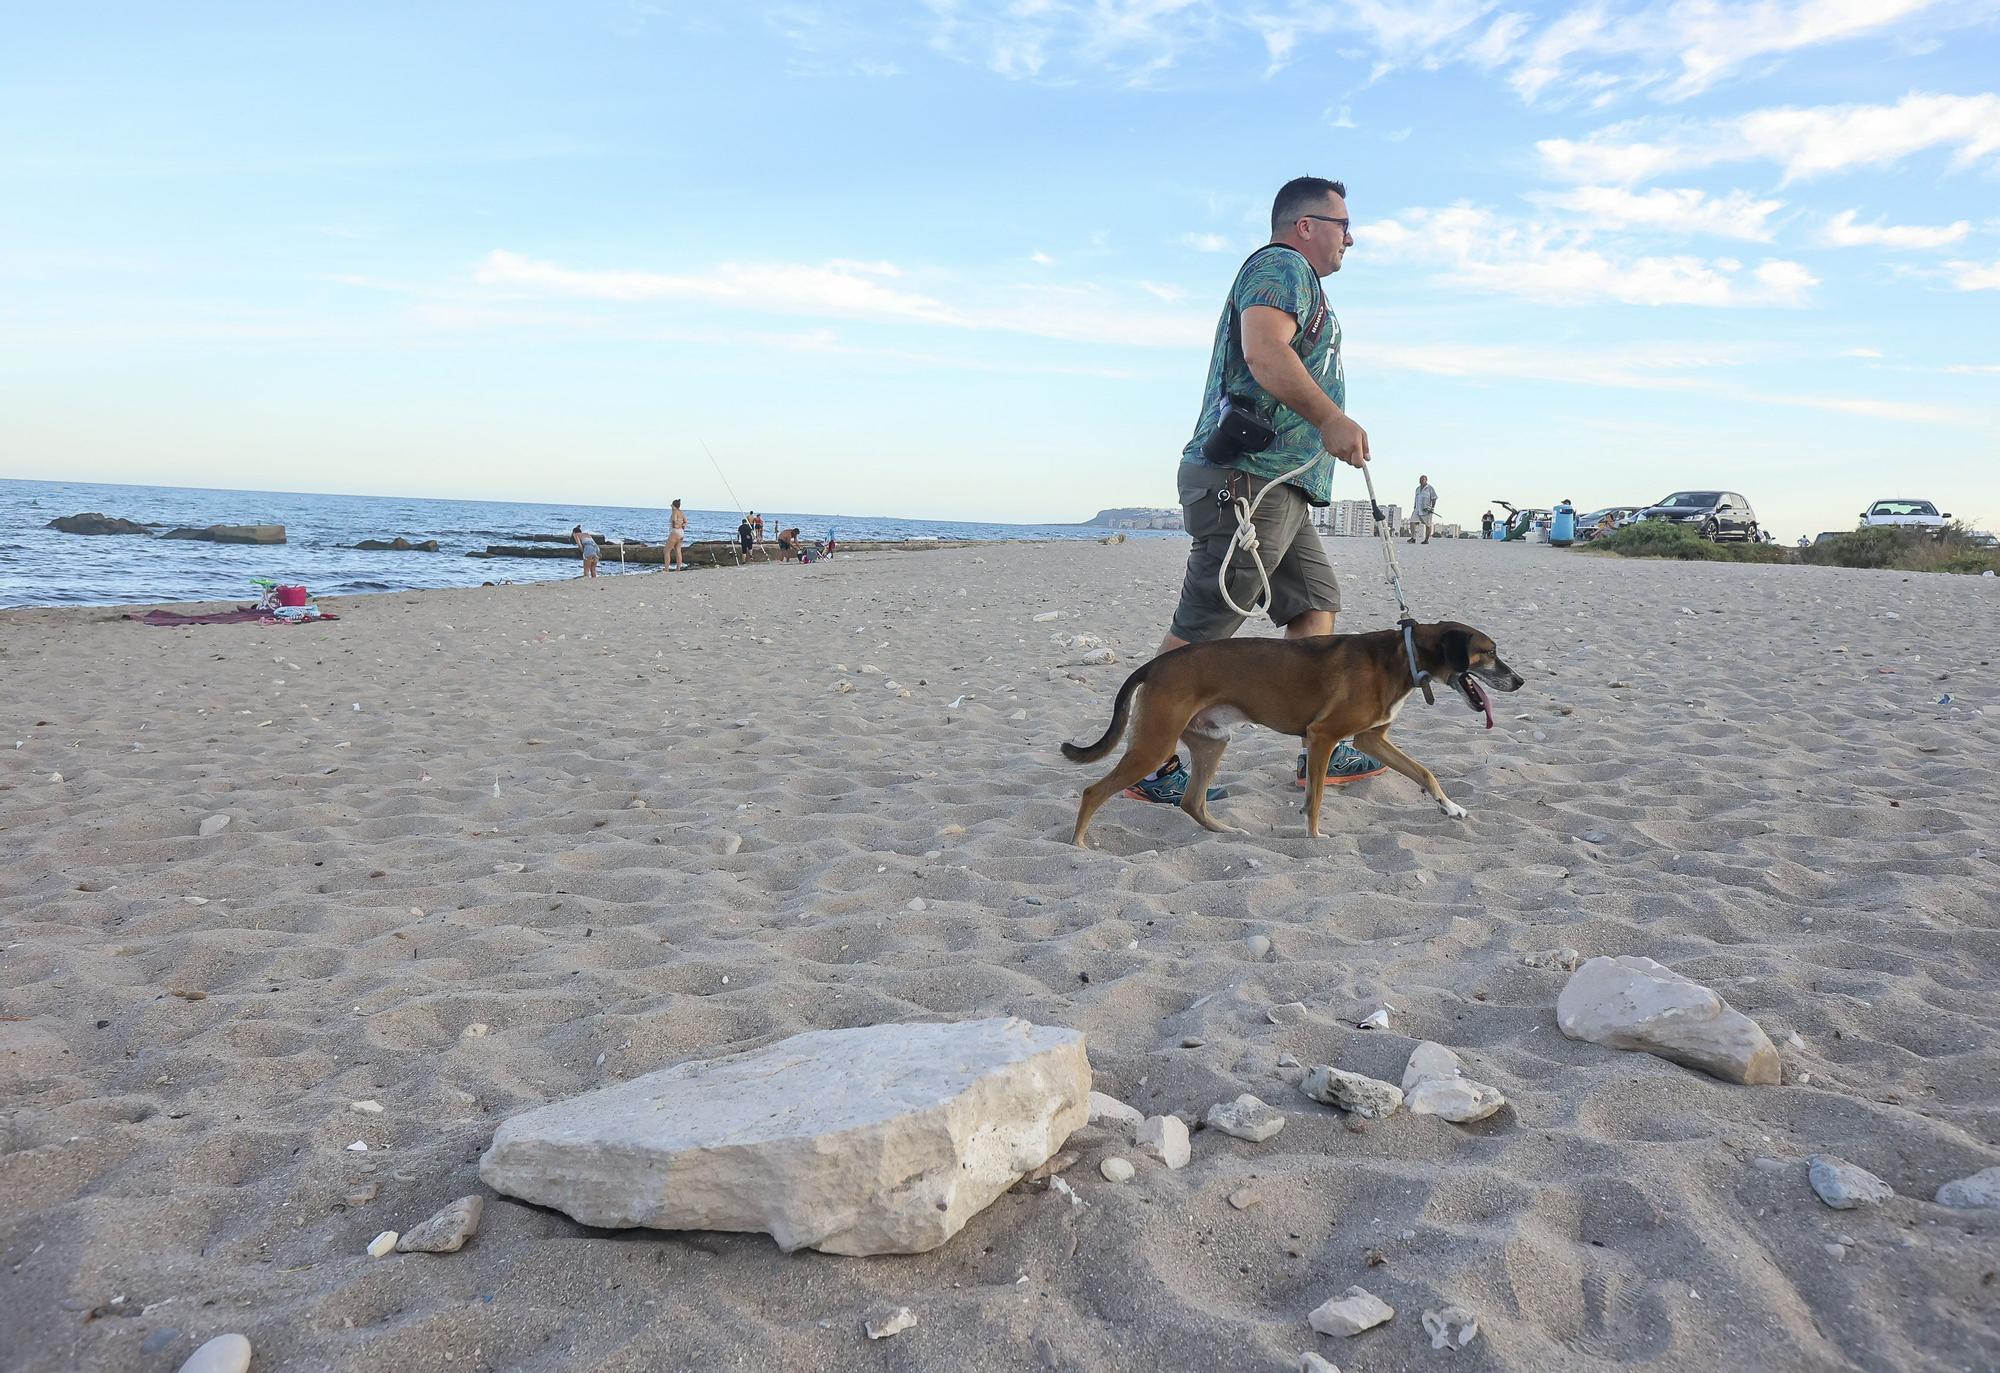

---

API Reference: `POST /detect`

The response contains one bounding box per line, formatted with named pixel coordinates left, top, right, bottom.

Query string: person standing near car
left=1126, top=176, right=1385, bottom=810
left=1410, top=475, right=1439, bottom=544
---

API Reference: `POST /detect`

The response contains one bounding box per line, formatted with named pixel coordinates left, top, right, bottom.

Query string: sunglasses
left=1300, top=214, right=1351, bottom=233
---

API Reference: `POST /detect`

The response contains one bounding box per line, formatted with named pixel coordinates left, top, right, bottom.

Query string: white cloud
left=1947, top=258, right=2000, bottom=290
left=1945, top=362, right=2000, bottom=374
left=1511, top=0, right=1951, bottom=104
left=1178, top=232, right=1231, bottom=252
left=1539, top=92, right=2000, bottom=184
left=475, top=250, right=971, bottom=326
left=1138, top=280, right=1187, bottom=302
left=1841, top=346, right=1884, bottom=358
left=1531, top=185, right=1783, bottom=240
left=474, top=249, right=1215, bottom=348
left=1821, top=210, right=1972, bottom=248
left=1366, top=204, right=1817, bottom=306
left=1030, top=250, right=1056, bottom=266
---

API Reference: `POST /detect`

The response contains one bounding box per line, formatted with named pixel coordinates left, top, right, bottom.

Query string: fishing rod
left=700, top=440, right=747, bottom=517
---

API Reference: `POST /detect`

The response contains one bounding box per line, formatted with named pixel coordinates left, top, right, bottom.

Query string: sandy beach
left=3, top=536, right=1996, bottom=1372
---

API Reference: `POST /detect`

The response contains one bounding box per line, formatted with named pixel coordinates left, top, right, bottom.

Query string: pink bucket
left=275, top=585, right=308, bottom=607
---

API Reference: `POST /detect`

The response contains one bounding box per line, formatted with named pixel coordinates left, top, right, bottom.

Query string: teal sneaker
left=1124, top=757, right=1228, bottom=805
left=1295, top=741, right=1387, bottom=788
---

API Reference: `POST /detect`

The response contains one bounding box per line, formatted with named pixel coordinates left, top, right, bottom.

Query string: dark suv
left=1635, top=490, right=1759, bottom=542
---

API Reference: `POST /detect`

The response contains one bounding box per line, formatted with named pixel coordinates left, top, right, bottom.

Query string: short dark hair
left=1272, top=176, right=1346, bottom=235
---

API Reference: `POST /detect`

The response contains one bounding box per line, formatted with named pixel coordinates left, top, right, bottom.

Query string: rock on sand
left=1808, top=1155, right=1895, bottom=1210
left=176, top=1334, right=251, bottom=1373
left=479, top=1017, right=1088, bottom=1256
left=1299, top=1065, right=1403, bottom=1120
left=1401, top=1043, right=1506, bottom=1123
left=1308, top=1285, right=1394, bottom=1337
left=1556, top=955, right=1780, bottom=1085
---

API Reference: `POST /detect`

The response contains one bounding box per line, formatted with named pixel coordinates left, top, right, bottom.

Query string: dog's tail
left=1060, top=660, right=1154, bottom=764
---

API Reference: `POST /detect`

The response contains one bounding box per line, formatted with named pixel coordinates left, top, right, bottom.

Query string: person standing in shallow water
left=666, top=499, right=687, bottom=571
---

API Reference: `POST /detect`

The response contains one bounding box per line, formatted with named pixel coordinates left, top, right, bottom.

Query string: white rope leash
left=1216, top=450, right=1330, bottom=619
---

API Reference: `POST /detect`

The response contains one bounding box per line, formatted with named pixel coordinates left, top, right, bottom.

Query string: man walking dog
left=1128, top=175, right=1385, bottom=807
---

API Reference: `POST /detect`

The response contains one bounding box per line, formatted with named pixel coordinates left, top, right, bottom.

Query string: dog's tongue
left=1470, top=675, right=1495, bottom=730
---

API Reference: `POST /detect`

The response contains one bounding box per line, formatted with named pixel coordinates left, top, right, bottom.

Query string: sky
left=2, top=1, right=1997, bottom=542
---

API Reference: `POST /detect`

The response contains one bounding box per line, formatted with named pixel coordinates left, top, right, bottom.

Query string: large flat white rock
left=1557, top=955, right=1779, bottom=1085
left=479, top=1017, right=1088, bottom=1256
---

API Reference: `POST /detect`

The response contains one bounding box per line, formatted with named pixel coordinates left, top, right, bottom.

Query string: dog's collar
left=1400, top=618, right=1436, bottom=705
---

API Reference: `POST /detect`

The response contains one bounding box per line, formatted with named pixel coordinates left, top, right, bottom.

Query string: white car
left=1861, top=499, right=1950, bottom=531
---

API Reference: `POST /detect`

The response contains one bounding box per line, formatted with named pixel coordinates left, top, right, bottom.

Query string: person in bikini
left=665, top=499, right=688, bottom=571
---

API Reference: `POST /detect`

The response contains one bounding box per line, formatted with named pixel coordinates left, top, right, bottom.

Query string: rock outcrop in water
left=159, top=524, right=286, bottom=545
left=46, top=512, right=156, bottom=536
left=353, top=537, right=441, bottom=552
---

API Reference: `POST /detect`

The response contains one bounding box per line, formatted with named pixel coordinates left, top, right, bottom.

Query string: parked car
left=1576, top=506, right=1640, bottom=541
left=1860, top=499, right=1950, bottom=531
left=1489, top=500, right=1551, bottom=542
left=1634, top=490, right=1759, bottom=542
left=1813, top=531, right=1845, bottom=545
left=1969, top=531, right=1999, bottom=550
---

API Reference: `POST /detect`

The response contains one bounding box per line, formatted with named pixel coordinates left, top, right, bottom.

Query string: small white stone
left=176, top=1333, right=251, bottom=1373
left=1246, top=934, right=1272, bottom=959
left=627, top=799, right=647, bottom=809
left=350, top=1100, right=384, bottom=1115
left=1267, top=1002, right=1309, bottom=1025
left=1032, top=611, right=1060, bottom=622
left=907, top=898, right=927, bottom=911
left=1204, top=1094, right=1285, bottom=1143
left=1402, top=1043, right=1506, bottom=1123
left=1299, top=1355, right=1341, bottom=1373
left=1357, top=1007, right=1390, bottom=1030
left=1136, top=1114, right=1191, bottom=1169
left=366, top=1230, right=398, bottom=1257
left=198, top=814, right=230, bottom=837
left=1099, top=1157, right=1136, bottom=1183
left=865, top=1307, right=916, bottom=1339
left=184, top=896, right=209, bottom=906
left=1308, top=1285, right=1394, bottom=1337
left=1088, top=1091, right=1143, bottom=1133
left=346, top=1140, right=369, bottom=1152
left=1422, top=1305, right=1479, bottom=1350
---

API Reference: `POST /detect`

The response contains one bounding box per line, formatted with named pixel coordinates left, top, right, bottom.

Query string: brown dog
left=1062, top=622, right=1523, bottom=844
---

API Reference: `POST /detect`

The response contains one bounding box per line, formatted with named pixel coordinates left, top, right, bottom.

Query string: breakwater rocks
left=353, top=537, right=442, bottom=552
left=46, top=512, right=156, bottom=535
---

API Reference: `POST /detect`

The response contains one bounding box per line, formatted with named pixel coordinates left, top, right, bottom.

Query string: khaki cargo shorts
left=1169, top=461, right=1341, bottom=643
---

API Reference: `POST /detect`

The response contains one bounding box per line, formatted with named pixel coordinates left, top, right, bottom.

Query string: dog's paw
left=1438, top=798, right=1468, bottom=819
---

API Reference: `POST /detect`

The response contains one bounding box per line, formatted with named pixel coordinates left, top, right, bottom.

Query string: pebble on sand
left=1299, top=1066, right=1403, bottom=1120
left=1136, top=1115, right=1191, bottom=1169
left=1808, top=1155, right=1895, bottom=1210
left=1100, top=1157, right=1136, bottom=1183
left=366, top=1230, right=399, bottom=1257
left=1308, top=1286, right=1394, bottom=1337
left=198, top=814, right=230, bottom=837
left=396, top=1195, right=484, bottom=1253
left=1299, top=1355, right=1341, bottom=1373
left=1245, top=934, right=1272, bottom=959
left=1088, top=1090, right=1144, bottom=1133
left=1422, top=1305, right=1480, bottom=1350
left=176, top=1333, right=251, bottom=1373
left=865, top=1307, right=916, bottom=1339
left=1934, top=1166, right=2000, bottom=1210
left=1204, top=1094, right=1285, bottom=1143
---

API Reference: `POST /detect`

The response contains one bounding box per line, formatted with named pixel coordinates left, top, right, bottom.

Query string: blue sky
left=3, top=1, right=1996, bottom=541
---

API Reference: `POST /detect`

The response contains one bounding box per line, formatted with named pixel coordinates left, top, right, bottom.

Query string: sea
left=0, top=479, right=1174, bottom=610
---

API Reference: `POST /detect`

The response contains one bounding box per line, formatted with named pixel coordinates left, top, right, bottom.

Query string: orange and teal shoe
left=1295, top=742, right=1386, bottom=787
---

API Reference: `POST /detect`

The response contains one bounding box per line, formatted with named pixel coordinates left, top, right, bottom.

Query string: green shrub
left=1587, top=520, right=1786, bottom=563
left=1804, top=523, right=2000, bottom=574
